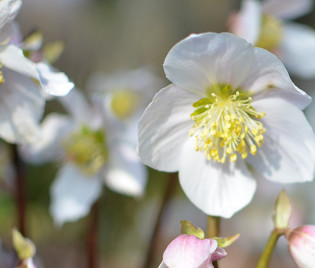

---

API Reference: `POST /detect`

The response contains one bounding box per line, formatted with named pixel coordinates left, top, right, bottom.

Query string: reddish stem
left=142, top=173, right=178, bottom=268
left=12, top=145, right=26, bottom=236
left=87, top=200, right=99, bottom=268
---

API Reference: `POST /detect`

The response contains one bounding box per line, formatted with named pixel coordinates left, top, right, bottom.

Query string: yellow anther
left=230, top=154, right=237, bottom=162
left=190, top=83, right=265, bottom=163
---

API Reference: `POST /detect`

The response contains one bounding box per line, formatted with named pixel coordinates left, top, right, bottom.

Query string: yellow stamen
left=190, top=84, right=265, bottom=163
left=62, top=125, right=109, bottom=176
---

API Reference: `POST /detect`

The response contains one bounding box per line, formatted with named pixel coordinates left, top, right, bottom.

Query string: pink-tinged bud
left=286, top=225, right=315, bottom=268
left=158, top=234, right=227, bottom=268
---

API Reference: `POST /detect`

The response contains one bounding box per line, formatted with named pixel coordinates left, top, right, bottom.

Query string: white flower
left=229, top=0, right=315, bottom=79
left=138, top=32, right=315, bottom=218
left=9, top=23, right=74, bottom=98
left=87, top=68, right=161, bottom=125
left=0, top=0, right=45, bottom=143
left=20, top=89, right=147, bottom=225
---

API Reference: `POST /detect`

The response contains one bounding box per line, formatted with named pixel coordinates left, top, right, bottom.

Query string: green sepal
left=12, top=229, right=36, bottom=260
left=273, top=189, right=291, bottom=229
left=212, top=233, right=240, bottom=248
left=180, top=220, right=205, bottom=239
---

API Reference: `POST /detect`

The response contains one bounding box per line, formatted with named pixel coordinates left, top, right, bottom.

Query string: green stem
left=206, top=216, right=221, bottom=268
left=256, top=229, right=283, bottom=268
left=206, top=215, right=220, bottom=238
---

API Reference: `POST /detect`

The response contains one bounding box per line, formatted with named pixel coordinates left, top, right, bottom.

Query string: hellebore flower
left=286, top=225, right=315, bottom=268
left=0, top=0, right=45, bottom=144
left=158, top=234, right=227, bottom=268
left=21, top=89, right=147, bottom=225
left=229, top=0, right=315, bottom=79
left=138, top=32, right=315, bottom=218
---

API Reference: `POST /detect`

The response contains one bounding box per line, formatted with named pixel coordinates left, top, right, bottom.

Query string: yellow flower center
left=255, top=15, right=283, bottom=52
left=63, top=125, right=109, bottom=176
left=190, top=84, right=265, bottom=163
left=111, top=89, right=140, bottom=120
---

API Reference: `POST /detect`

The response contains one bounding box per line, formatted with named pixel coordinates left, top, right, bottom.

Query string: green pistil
left=63, top=125, right=109, bottom=176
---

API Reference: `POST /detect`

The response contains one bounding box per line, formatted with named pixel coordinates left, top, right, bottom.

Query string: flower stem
left=12, top=145, right=27, bottom=236
left=206, top=215, right=220, bottom=238
left=87, top=200, right=99, bottom=268
left=142, top=173, right=178, bottom=268
left=206, top=216, right=221, bottom=268
left=256, top=229, right=283, bottom=268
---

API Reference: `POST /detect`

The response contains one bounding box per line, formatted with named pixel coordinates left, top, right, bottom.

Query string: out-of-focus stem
left=206, top=215, right=221, bottom=268
left=87, top=201, right=99, bottom=268
left=256, top=229, right=283, bottom=268
left=12, top=145, right=26, bottom=236
left=142, top=173, right=178, bottom=268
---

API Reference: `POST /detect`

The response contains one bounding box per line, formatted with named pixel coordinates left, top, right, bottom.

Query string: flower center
left=255, top=15, right=283, bottom=52
left=111, top=89, right=140, bottom=120
left=189, top=84, right=265, bottom=163
left=63, top=125, right=109, bottom=176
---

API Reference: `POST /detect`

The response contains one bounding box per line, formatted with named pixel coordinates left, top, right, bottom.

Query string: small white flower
left=21, top=89, right=147, bottom=225
left=229, top=0, right=315, bottom=79
left=87, top=68, right=161, bottom=125
left=138, top=32, right=315, bottom=218
left=0, top=0, right=45, bottom=144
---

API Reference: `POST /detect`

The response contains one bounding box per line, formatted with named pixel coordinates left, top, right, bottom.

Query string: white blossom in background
left=10, top=24, right=74, bottom=98
left=229, top=0, right=315, bottom=79
left=0, top=0, right=74, bottom=144
left=158, top=234, right=227, bottom=268
left=20, top=89, right=147, bottom=225
left=87, top=68, right=162, bottom=141
left=138, top=32, right=315, bottom=218
left=0, top=0, right=44, bottom=144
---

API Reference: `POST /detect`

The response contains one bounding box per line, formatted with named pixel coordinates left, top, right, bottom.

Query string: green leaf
left=273, top=190, right=291, bottom=229
left=180, top=220, right=205, bottom=239
left=12, top=229, right=36, bottom=260
left=212, top=233, right=240, bottom=248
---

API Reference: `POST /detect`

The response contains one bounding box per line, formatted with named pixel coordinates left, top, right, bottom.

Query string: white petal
left=278, top=23, right=315, bottom=79
left=106, top=140, right=147, bottom=197
left=19, top=113, right=74, bottom=164
left=36, top=62, right=74, bottom=97
left=58, top=88, right=96, bottom=125
left=138, top=84, right=197, bottom=172
left=0, top=45, right=39, bottom=79
left=178, top=138, right=257, bottom=218
left=158, top=262, right=168, bottom=268
left=230, top=0, right=262, bottom=44
left=0, top=0, right=21, bottom=41
left=262, top=0, right=312, bottom=19
left=241, top=47, right=311, bottom=109
left=163, top=32, right=254, bottom=96
left=50, top=164, right=103, bottom=226
left=248, top=97, right=315, bottom=183
left=0, top=68, right=44, bottom=144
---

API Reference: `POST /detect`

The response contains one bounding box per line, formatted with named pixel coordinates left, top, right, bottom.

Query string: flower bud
left=286, top=225, right=315, bottom=268
left=158, top=234, right=227, bottom=268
